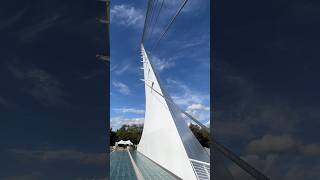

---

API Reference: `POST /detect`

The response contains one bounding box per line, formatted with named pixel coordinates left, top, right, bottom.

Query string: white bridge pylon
left=137, top=44, right=210, bottom=180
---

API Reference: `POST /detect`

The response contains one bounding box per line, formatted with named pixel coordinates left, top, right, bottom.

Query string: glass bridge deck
left=131, top=151, right=178, bottom=180
left=110, top=150, right=178, bottom=180
left=110, top=150, right=137, bottom=180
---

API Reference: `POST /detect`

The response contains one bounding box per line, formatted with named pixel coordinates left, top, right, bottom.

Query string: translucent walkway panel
left=110, top=150, right=138, bottom=180
left=131, top=150, right=179, bottom=180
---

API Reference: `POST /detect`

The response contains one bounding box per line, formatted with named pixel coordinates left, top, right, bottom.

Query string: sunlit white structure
left=115, top=140, right=133, bottom=146
left=137, top=44, right=210, bottom=180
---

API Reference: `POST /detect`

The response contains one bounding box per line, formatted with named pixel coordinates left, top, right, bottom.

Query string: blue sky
left=110, top=0, right=210, bottom=129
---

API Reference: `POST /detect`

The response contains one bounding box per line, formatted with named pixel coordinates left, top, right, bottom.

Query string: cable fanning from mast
left=141, top=0, right=153, bottom=43
left=145, top=0, right=159, bottom=40
left=144, top=0, right=159, bottom=40
left=151, top=0, right=188, bottom=51
left=148, top=0, right=164, bottom=41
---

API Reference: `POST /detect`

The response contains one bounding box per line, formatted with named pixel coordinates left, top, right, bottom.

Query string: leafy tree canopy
left=109, top=123, right=210, bottom=147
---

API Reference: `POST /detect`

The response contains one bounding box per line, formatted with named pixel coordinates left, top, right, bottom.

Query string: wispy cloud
left=165, top=78, right=210, bottom=124
left=111, top=63, right=131, bottom=76
left=164, top=0, right=204, bottom=13
left=8, top=63, right=68, bottom=107
left=187, top=103, right=210, bottom=112
left=186, top=103, right=210, bottom=125
left=150, top=55, right=176, bottom=72
left=113, top=107, right=144, bottom=115
left=166, top=78, right=209, bottom=107
left=110, top=4, right=144, bottom=29
left=112, top=80, right=131, bottom=95
left=178, top=34, right=209, bottom=51
left=110, top=117, right=144, bottom=130
left=142, top=0, right=207, bottom=42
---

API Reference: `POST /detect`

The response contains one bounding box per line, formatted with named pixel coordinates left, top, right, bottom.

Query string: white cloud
left=110, top=4, right=144, bottom=29
left=113, top=64, right=130, bottom=75
left=111, top=60, right=142, bottom=77
left=161, top=0, right=202, bottom=14
left=184, top=35, right=209, bottom=51
left=186, top=103, right=210, bottom=125
left=114, top=107, right=144, bottom=114
left=110, top=117, right=144, bottom=130
left=112, top=81, right=131, bottom=95
left=110, top=64, right=119, bottom=72
left=165, top=78, right=209, bottom=125
left=166, top=78, right=209, bottom=107
left=150, top=55, right=175, bottom=72
left=205, top=120, right=210, bottom=127
left=187, top=103, right=210, bottom=111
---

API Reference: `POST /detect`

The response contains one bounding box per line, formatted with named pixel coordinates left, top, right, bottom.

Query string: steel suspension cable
left=144, top=0, right=157, bottom=40
left=141, top=0, right=153, bottom=43
left=151, top=0, right=188, bottom=51
left=142, top=79, right=270, bottom=180
left=145, top=0, right=159, bottom=40
left=148, top=0, right=165, bottom=41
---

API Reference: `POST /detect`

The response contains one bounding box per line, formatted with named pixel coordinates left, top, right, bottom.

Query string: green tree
left=110, top=123, right=210, bottom=148
left=189, top=123, right=210, bottom=148
left=110, top=128, right=116, bottom=146
left=115, top=124, right=143, bottom=144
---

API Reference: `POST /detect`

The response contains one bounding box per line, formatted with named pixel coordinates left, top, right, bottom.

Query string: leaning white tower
left=137, top=44, right=210, bottom=180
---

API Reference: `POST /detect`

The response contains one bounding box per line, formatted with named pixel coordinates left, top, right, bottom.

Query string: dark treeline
left=110, top=124, right=210, bottom=148
left=189, top=124, right=210, bottom=148
left=110, top=124, right=143, bottom=145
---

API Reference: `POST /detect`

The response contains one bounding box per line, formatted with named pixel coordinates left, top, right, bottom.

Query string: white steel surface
left=137, top=44, right=210, bottom=180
